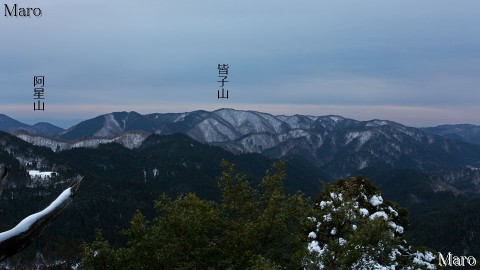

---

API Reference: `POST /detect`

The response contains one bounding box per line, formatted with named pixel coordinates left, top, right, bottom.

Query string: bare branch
left=0, top=175, right=83, bottom=261
left=0, top=164, right=11, bottom=197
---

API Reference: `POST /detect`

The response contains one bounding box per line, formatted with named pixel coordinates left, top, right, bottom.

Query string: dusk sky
left=1, top=1, right=479, bottom=128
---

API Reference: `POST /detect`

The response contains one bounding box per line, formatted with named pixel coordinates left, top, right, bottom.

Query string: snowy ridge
left=192, top=118, right=238, bottom=143
left=10, top=108, right=480, bottom=178
left=16, top=132, right=149, bottom=152
left=366, top=120, right=389, bottom=127
left=213, top=109, right=285, bottom=135
left=278, top=115, right=316, bottom=129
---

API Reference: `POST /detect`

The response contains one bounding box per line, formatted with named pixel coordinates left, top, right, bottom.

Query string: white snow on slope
left=28, top=170, right=57, bottom=179
left=173, top=113, right=187, bottom=122
left=238, top=134, right=276, bottom=153
left=17, top=133, right=149, bottom=151
left=94, top=114, right=123, bottom=137
left=16, top=134, right=67, bottom=152
left=328, top=116, right=343, bottom=122
left=0, top=188, right=72, bottom=242
left=467, top=165, right=480, bottom=171
left=113, top=133, right=148, bottom=149
left=214, top=109, right=284, bottom=134
left=278, top=115, right=315, bottom=129
left=255, top=112, right=285, bottom=133
left=366, top=120, right=389, bottom=127
left=194, top=118, right=237, bottom=142
left=278, top=130, right=310, bottom=142
left=345, top=131, right=372, bottom=147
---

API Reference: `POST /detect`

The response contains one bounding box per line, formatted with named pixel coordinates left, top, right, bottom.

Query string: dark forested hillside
left=355, top=167, right=480, bottom=259
left=1, top=129, right=480, bottom=267
left=0, top=132, right=327, bottom=266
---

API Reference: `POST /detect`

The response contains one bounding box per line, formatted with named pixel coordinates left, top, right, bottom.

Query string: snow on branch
left=0, top=167, right=82, bottom=261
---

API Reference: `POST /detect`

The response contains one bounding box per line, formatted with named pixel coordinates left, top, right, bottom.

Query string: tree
left=304, top=177, right=438, bottom=270
left=81, top=160, right=312, bottom=269
left=81, top=163, right=440, bottom=269
left=0, top=163, right=82, bottom=261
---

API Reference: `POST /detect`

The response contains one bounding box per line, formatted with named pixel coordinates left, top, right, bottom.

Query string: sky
left=1, top=1, right=479, bottom=128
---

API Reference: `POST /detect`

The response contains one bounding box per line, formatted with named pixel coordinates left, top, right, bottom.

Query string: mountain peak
left=0, top=114, right=63, bottom=137
left=4, top=109, right=480, bottom=179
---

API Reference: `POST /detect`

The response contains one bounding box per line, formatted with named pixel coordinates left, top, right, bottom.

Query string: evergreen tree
left=81, top=164, right=439, bottom=269
left=81, top=161, right=311, bottom=269
left=304, top=177, right=438, bottom=270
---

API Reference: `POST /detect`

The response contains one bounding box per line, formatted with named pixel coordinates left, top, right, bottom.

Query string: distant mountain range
left=3, top=109, right=480, bottom=178
left=3, top=110, right=480, bottom=146
left=1, top=110, right=480, bottom=263
left=421, top=124, right=480, bottom=145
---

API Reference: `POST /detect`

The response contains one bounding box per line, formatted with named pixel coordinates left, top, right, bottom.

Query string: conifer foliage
left=305, top=177, right=437, bottom=269
left=81, top=163, right=438, bottom=269
left=81, top=161, right=311, bottom=269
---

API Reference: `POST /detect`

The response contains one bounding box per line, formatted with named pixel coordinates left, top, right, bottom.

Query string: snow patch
left=369, top=211, right=388, bottom=221
left=412, top=251, right=436, bottom=269
left=359, top=208, right=369, bottom=217
left=329, top=116, right=342, bottom=122
left=345, top=131, right=372, bottom=148
left=366, top=120, right=389, bottom=127
left=308, top=217, right=317, bottom=223
left=370, top=195, right=383, bottom=206
left=467, top=165, right=480, bottom=171
left=387, top=206, right=398, bottom=217
left=388, top=221, right=404, bottom=234
left=319, top=201, right=332, bottom=209
left=173, top=113, right=187, bottom=122
left=308, top=241, right=326, bottom=256
left=94, top=114, right=123, bottom=137
left=28, top=170, right=57, bottom=180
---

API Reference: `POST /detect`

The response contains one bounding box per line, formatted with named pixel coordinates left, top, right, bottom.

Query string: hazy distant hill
left=0, top=114, right=32, bottom=133
left=0, top=114, right=64, bottom=137
left=30, top=122, right=64, bottom=137
left=422, top=124, right=480, bottom=145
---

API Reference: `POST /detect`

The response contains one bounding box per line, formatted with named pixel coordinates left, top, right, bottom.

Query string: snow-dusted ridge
left=16, top=131, right=149, bottom=152
left=7, top=108, right=480, bottom=179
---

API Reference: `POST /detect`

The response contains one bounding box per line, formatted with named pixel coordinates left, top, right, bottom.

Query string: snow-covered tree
left=81, top=162, right=440, bottom=269
left=0, top=163, right=82, bottom=261
left=305, top=176, right=437, bottom=270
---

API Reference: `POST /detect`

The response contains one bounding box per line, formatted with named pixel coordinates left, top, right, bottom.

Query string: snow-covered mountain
left=26, top=108, right=478, bottom=178
left=16, top=132, right=149, bottom=152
